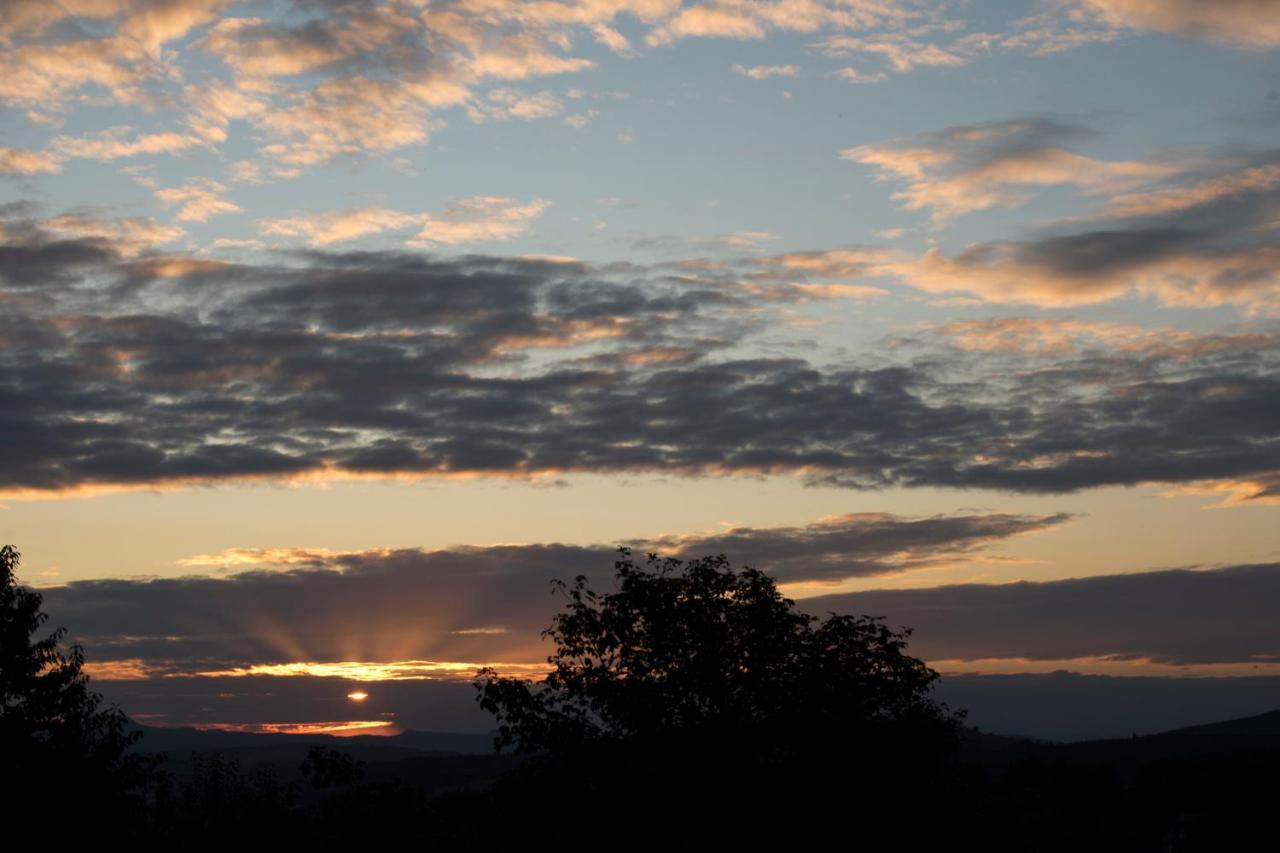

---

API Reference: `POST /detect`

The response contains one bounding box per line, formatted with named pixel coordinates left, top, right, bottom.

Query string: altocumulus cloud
left=3, top=0, right=1255, bottom=177
left=834, top=118, right=1280, bottom=311
left=0, top=0, right=1107, bottom=175
left=1, top=203, right=1278, bottom=499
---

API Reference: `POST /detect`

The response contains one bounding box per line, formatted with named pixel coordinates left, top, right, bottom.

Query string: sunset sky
left=2, top=0, right=1279, bottom=739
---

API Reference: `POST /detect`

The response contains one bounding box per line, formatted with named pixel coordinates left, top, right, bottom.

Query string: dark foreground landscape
left=116, top=709, right=1280, bottom=851
left=5, top=545, right=1278, bottom=851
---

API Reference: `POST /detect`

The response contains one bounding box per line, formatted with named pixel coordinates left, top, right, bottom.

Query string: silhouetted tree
left=300, top=746, right=366, bottom=789
left=474, top=548, right=966, bottom=847
left=0, top=544, right=153, bottom=835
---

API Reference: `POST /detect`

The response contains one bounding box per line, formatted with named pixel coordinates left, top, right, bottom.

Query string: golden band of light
left=193, top=659, right=553, bottom=681
left=181, top=720, right=397, bottom=736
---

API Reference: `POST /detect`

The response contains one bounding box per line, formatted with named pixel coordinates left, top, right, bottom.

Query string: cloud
left=880, top=240, right=1280, bottom=310
left=38, top=211, right=186, bottom=256
left=50, top=127, right=206, bottom=162
left=227, top=160, right=265, bottom=184
left=881, top=225, right=1280, bottom=313
left=831, top=136, right=1280, bottom=311
left=413, top=197, right=553, bottom=246
left=155, top=178, right=241, bottom=223
left=1102, top=161, right=1280, bottom=219
left=809, top=562, right=1280, bottom=666
left=730, top=63, right=799, bottom=79
left=0, top=208, right=1277, bottom=498
left=1160, top=471, right=1280, bottom=508
left=918, top=317, right=1280, bottom=360
left=1073, top=0, right=1280, bottom=49
left=469, top=89, right=564, bottom=122
left=183, top=79, right=269, bottom=143
left=818, top=34, right=966, bottom=73
left=260, top=208, right=424, bottom=246
left=648, top=6, right=767, bottom=44
left=843, top=119, right=1176, bottom=222
left=90, top=673, right=499, bottom=733
left=0, top=36, right=156, bottom=108
left=836, top=66, right=888, bottom=83
left=0, top=147, right=61, bottom=175
left=0, top=0, right=1142, bottom=174
left=198, top=8, right=414, bottom=78
left=646, top=512, right=1072, bottom=582
left=259, top=197, right=551, bottom=247
left=88, top=670, right=1280, bottom=740
left=645, top=0, right=921, bottom=47
left=0, top=1, right=228, bottom=108
left=36, top=511, right=1069, bottom=677
left=257, top=77, right=438, bottom=167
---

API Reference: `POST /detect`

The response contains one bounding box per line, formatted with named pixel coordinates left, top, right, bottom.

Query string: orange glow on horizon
left=933, top=656, right=1280, bottom=678
left=84, top=657, right=552, bottom=682
left=182, top=720, right=397, bottom=736
left=195, top=659, right=552, bottom=682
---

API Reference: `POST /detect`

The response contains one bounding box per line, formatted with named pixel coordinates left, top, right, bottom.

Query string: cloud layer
left=1, top=204, right=1277, bottom=498
left=811, top=562, right=1280, bottom=666
left=3, top=0, right=1260, bottom=178
left=39, top=511, right=1066, bottom=676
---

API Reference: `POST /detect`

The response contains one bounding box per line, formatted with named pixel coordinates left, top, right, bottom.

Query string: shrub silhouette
left=474, top=548, right=965, bottom=846
left=0, top=544, right=154, bottom=835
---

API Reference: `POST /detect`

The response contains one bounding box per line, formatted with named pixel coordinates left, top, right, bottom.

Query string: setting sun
left=347, top=691, right=369, bottom=702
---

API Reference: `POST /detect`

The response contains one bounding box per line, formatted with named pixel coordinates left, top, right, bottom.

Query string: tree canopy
left=474, top=549, right=965, bottom=845
left=0, top=544, right=151, bottom=832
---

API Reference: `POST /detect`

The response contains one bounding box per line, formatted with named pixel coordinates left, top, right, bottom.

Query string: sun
left=346, top=690, right=369, bottom=702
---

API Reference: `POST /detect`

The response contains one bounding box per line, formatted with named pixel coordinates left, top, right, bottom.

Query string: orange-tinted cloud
left=0, top=147, right=60, bottom=174
left=259, top=196, right=551, bottom=246
left=843, top=119, right=1175, bottom=222
left=51, top=127, right=206, bottom=161
left=155, top=178, right=241, bottom=222
left=1074, top=0, right=1280, bottom=49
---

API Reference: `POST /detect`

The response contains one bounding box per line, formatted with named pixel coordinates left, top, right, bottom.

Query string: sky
left=2, top=0, right=1279, bottom=740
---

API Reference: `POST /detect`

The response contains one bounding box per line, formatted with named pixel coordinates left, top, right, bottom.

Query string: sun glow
left=194, top=659, right=552, bottom=681
left=182, top=720, right=397, bottom=736
left=347, top=690, right=369, bottom=701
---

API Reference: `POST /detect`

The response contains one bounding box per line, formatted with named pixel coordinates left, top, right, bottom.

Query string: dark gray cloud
left=895, top=147, right=1280, bottom=308
left=809, top=562, right=1280, bottom=666
left=39, top=511, right=1065, bottom=673
left=1, top=203, right=1278, bottom=496
left=649, top=512, right=1072, bottom=581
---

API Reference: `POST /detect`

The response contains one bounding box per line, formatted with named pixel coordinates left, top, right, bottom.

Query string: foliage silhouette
left=0, top=544, right=154, bottom=835
left=300, top=745, right=367, bottom=789
left=474, top=548, right=966, bottom=846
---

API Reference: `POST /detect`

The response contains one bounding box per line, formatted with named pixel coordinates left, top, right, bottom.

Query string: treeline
left=74, top=738, right=1280, bottom=851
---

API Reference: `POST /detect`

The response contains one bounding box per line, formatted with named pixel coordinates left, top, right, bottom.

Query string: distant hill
left=959, top=706, right=1280, bottom=781
left=130, top=724, right=495, bottom=756
left=1159, top=708, right=1280, bottom=739
left=131, top=708, right=1280, bottom=792
left=128, top=724, right=515, bottom=792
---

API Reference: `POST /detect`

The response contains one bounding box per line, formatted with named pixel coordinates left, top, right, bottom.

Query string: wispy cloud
left=259, top=196, right=551, bottom=247
left=843, top=118, right=1175, bottom=222
left=730, top=63, right=799, bottom=79
left=1072, top=0, right=1280, bottom=49
left=155, top=178, right=241, bottom=223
